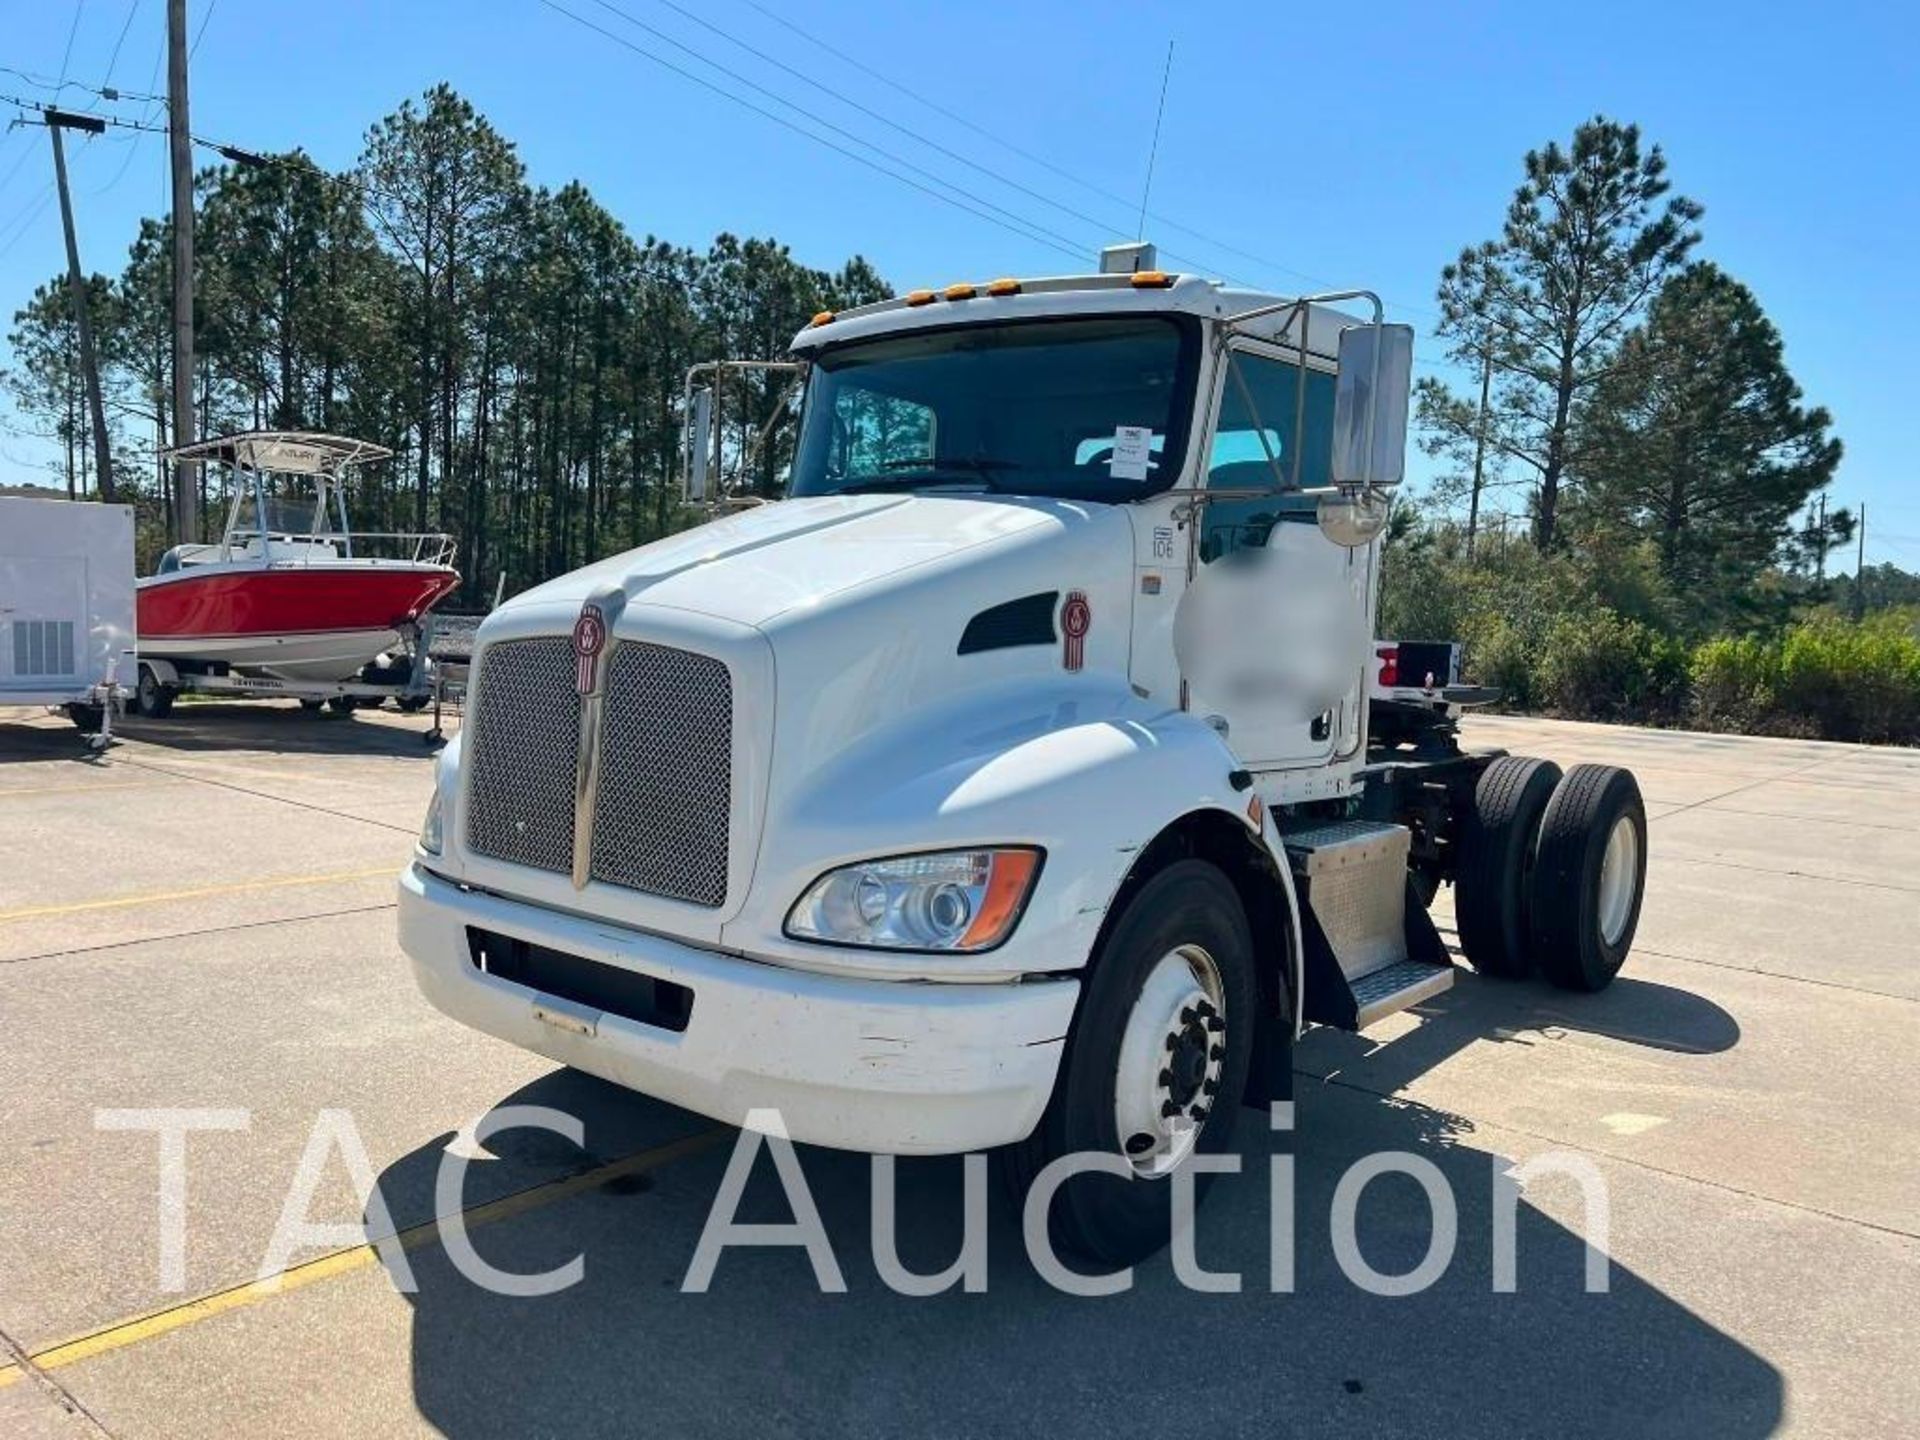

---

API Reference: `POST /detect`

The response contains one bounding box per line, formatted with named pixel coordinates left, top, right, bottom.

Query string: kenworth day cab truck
left=399, top=248, right=1650, bottom=1265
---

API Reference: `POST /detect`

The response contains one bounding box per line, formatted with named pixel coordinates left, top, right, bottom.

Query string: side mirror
left=1331, top=323, right=1414, bottom=488
left=684, top=387, right=714, bottom=502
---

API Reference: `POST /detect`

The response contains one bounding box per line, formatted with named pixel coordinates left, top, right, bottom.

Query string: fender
left=138, top=656, right=181, bottom=687
left=723, top=672, right=1305, bottom=1018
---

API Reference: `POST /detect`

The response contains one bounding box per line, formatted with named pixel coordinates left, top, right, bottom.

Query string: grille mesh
left=464, top=638, right=579, bottom=875
left=590, top=643, right=733, bottom=907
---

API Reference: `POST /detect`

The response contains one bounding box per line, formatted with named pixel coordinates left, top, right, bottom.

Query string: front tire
left=1531, top=765, right=1648, bottom=992
left=998, top=859, right=1259, bottom=1268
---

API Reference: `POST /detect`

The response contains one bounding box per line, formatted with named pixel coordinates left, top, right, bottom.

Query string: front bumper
left=399, top=863, right=1078, bottom=1154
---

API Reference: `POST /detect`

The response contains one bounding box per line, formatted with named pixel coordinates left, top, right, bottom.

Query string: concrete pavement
left=1, top=703, right=1914, bottom=1437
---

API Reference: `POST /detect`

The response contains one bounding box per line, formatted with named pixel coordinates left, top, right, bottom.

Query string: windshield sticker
left=1108, top=425, right=1153, bottom=481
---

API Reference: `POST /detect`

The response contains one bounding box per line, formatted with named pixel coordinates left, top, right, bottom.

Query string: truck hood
left=506, top=494, right=1080, bottom=629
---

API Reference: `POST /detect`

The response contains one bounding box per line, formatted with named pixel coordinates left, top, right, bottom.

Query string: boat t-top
left=139, top=431, right=460, bottom=683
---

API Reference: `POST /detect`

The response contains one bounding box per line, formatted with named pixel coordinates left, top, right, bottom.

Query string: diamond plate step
left=1348, top=957, right=1455, bottom=1029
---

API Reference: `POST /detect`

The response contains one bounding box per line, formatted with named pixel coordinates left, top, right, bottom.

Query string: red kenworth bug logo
left=1061, top=590, right=1092, bottom=672
left=572, top=603, right=609, bottom=695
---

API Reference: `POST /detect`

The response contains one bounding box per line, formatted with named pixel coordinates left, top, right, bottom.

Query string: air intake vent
left=11, top=619, right=76, bottom=678
left=958, top=592, right=1058, bottom=655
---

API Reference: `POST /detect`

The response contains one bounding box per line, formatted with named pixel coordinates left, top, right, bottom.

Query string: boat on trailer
left=139, top=431, right=459, bottom=684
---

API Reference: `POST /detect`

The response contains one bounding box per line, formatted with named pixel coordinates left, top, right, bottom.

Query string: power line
left=189, top=0, right=217, bottom=60
left=728, top=0, right=1342, bottom=294
left=564, top=0, right=1100, bottom=262
left=0, top=63, right=166, bottom=106
left=536, top=0, right=1091, bottom=263
left=102, top=0, right=145, bottom=89
left=0, top=184, right=58, bottom=260
left=56, top=2, right=85, bottom=88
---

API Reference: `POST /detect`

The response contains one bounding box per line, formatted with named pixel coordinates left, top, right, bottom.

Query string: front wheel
left=998, top=859, right=1260, bottom=1268
left=1530, top=765, right=1648, bottom=992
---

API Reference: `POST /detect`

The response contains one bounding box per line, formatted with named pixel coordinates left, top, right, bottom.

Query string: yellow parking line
left=0, top=867, right=399, bottom=924
left=0, top=1127, right=726, bottom=1390
left=0, top=781, right=175, bottom=800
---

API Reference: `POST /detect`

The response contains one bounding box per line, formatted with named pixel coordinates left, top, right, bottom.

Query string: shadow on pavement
left=373, top=1050, right=1780, bottom=1438
left=114, top=703, right=440, bottom=759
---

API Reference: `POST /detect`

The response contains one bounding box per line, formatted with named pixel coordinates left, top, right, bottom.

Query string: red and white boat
left=140, top=432, right=459, bottom=683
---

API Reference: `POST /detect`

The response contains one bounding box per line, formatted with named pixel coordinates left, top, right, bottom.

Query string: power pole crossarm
left=46, top=112, right=116, bottom=503
left=168, top=0, right=199, bottom=542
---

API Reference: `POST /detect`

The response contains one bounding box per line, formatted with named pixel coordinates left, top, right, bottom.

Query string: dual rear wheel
left=1456, top=758, right=1647, bottom=991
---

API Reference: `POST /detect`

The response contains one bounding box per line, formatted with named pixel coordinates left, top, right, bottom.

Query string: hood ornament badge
left=569, top=587, right=625, bottom=889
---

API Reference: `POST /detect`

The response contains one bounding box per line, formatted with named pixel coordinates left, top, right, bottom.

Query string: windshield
left=790, top=315, right=1200, bottom=503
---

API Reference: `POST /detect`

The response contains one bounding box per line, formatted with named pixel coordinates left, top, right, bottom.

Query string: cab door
left=1176, top=342, right=1368, bottom=771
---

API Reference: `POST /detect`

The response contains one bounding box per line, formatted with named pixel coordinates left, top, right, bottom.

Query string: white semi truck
left=399, top=253, right=1648, bottom=1264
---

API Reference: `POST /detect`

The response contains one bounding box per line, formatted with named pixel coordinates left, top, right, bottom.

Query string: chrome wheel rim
left=1597, top=813, right=1641, bottom=946
left=1114, top=945, right=1226, bottom=1179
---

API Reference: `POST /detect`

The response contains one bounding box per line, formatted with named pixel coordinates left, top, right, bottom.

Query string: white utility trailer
left=0, top=494, right=135, bottom=745
left=398, top=246, right=1651, bottom=1265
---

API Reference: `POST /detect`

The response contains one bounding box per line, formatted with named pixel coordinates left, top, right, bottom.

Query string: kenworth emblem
left=572, top=603, right=609, bottom=695
left=1061, top=590, right=1092, bottom=672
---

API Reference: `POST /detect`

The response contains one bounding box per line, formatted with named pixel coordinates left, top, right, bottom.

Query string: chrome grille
left=590, top=642, right=733, bottom=907
left=464, top=638, right=579, bottom=874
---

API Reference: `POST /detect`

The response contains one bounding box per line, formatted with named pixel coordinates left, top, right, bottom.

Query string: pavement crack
left=0, top=903, right=400, bottom=967
left=0, top=1322, right=116, bottom=1436
left=106, top=753, right=420, bottom=836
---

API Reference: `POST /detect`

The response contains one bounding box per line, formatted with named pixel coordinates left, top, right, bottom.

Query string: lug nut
left=1158, top=1067, right=1173, bottom=1086
left=1195, top=1000, right=1217, bottom=1019
left=1189, top=1104, right=1209, bottom=1122
left=1161, top=1099, right=1183, bottom=1118
left=1180, top=1006, right=1197, bottom=1025
left=1205, top=1016, right=1224, bottom=1033
left=1203, top=1078, right=1218, bottom=1096
left=1164, top=1034, right=1179, bottom=1052
left=1209, top=1044, right=1224, bottom=1061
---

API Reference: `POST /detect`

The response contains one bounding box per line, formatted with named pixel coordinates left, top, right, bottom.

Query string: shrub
left=1537, top=610, right=1689, bottom=722
left=1689, top=634, right=1779, bottom=731
left=1689, top=616, right=1920, bottom=743
left=1774, top=615, right=1920, bottom=743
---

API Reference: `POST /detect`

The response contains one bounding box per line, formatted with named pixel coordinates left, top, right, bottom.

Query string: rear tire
left=1530, top=765, right=1647, bottom=992
left=1455, top=755, right=1561, bottom=979
left=326, top=696, right=356, bottom=716
left=299, top=699, right=325, bottom=713
left=997, top=859, right=1259, bottom=1269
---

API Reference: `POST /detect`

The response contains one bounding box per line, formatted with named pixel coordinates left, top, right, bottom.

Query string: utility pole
left=45, top=110, right=115, bottom=503
left=1465, top=344, right=1492, bottom=559
left=1814, top=493, right=1828, bottom=584
left=1854, top=503, right=1867, bottom=619
left=168, top=0, right=198, bottom=542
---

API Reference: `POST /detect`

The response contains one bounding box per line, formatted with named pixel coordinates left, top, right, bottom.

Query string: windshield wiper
left=839, top=457, right=1022, bottom=494
left=877, top=455, right=1024, bottom=473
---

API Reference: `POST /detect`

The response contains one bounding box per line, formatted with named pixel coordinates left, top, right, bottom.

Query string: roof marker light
left=987, top=278, right=1022, bottom=296
left=944, top=282, right=978, bottom=301
left=809, top=310, right=835, bottom=327
left=906, top=289, right=936, bottom=306
left=1129, top=270, right=1176, bottom=288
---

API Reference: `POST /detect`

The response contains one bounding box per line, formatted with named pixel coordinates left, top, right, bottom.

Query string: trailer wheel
left=1455, top=755, right=1562, bottom=979
left=326, top=696, right=357, bottom=716
left=65, top=701, right=105, bottom=732
left=134, top=665, right=175, bottom=719
left=299, top=699, right=325, bottom=713
left=1530, top=765, right=1647, bottom=992
left=997, top=859, right=1258, bottom=1269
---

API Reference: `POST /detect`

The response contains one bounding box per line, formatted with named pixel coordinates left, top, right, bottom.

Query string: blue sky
left=2, top=0, right=1915, bottom=569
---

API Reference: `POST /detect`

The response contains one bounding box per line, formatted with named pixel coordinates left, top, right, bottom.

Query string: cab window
left=1202, top=351, right=1335, bottom=561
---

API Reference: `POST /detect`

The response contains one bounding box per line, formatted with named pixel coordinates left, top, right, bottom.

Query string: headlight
left=784, top=848, right=1042, bottom=953
left=418, top=787, right=444, bottom=856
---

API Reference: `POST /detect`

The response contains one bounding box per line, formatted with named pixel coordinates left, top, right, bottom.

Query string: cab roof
left=790, top=273, right=1361, bottom=365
